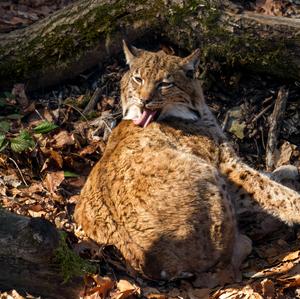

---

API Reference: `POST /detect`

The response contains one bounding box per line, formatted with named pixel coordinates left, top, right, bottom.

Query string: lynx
left=74, top=42, right=300, bottom=285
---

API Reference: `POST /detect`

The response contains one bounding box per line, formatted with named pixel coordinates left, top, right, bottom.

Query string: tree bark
left=1, top=0, right=300, bottom=91
left=0, top=209, right=83, bottom=299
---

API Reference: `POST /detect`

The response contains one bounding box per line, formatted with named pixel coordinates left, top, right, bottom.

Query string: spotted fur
left=75, top=44, right=300, bottom=285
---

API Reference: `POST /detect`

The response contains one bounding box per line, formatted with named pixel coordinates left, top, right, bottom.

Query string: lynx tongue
left=133, top=109, right=157, bottom=128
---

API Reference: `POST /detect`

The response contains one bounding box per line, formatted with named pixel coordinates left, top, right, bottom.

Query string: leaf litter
left=1, top=53, right=300, bottom=299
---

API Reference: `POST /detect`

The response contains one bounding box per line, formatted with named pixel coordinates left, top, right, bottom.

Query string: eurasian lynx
left=74, top=42, right=300, bottom=285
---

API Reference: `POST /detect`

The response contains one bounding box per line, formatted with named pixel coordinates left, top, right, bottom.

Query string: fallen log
left=0, top=209, right=84, bottom=298
left=1, top=0, right=300, bottom=91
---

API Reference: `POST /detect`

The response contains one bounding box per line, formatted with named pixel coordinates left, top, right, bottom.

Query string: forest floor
left=1, top=1, right=300, bottom=299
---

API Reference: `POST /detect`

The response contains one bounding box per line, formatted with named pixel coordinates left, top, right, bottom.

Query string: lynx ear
left=181, top=49, right=201, bottom=72
left=122, top=40, right=143, bottom=67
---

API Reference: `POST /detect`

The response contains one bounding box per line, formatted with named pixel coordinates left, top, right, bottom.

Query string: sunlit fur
left=75, top=45, right=300, bottom=287
left=121, top=46, right=201, bottom=122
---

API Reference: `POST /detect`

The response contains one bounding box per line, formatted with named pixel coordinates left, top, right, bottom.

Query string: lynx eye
left=133, top=76, right=143, bottom=84
left=158, top=81, right=174, bottom=89
left=185, top=70, right=194, bottom=79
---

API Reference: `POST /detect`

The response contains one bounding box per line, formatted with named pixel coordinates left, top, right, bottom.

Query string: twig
left=34, top=109, right=44, bottom=120
left=265, top=86, right=289, bottom=171
left=64, top=103, right=89, bottom=122
left=8, top=157, right=28, bottom=186
left=221, top=111, right=229, bottom=131
left=83, top=87, right=103, bottom=115
left=251, top=102, right=274, bottom=123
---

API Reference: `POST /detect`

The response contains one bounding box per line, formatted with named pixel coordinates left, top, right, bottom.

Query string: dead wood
left=266, top=86, right=289, bottom=171
left=1, top=1, right=300, bottom=90
left=0, top=209, right=83, bottom=299
left=83, top=87, right=103, bottom=115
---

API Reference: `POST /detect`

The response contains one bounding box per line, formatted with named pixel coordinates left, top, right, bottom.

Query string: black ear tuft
left=122, top=40, right=144, bottom=67
left=181, top=49, right=201, bottom=73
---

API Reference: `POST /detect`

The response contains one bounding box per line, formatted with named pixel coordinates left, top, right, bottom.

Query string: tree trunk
left=0, top=209, right=83, bottom=299
left=1, top=0, right=299, bottom=91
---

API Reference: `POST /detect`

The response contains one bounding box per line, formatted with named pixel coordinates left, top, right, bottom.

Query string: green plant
left=33, top=120, right=59, bottom=134
left=55, top=232, right=97, bottom=282
left=0, top=118, right=58, bottom=153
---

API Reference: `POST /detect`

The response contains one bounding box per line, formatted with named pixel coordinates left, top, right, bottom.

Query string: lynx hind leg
left=192, top=234, right=252, bottom=288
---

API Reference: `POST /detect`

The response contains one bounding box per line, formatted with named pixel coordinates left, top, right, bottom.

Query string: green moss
left=55, top=232, right=96, bottom=282
left=0, top=0, right=165, bottom=86
left=165, top=0, right=297, bottom=79
left=201, top=27, right=297, bottom=79
left=1, top=0, right=299, bottom=86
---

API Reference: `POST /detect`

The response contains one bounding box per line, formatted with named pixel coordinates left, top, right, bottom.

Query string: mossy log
left=0, top=209, right=83, bottom=299
left=1, top=0, right=300, bottom=91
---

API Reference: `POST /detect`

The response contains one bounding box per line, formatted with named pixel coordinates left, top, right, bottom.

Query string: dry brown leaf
left=79, top=143, right=100, bottom=156
left=252, top=279, right=275, bottom=299
left=0, top=289, right=26, bottom=299
left=52, top=130, right=75, bottom=149
left=49, top=150, right=64, bottom=168
left=276, top=141, right=296, bottom=167
left=27, top=182, right=44, bottom=193
left=28, top=209, right=46, bottom=218
left=141, top=287, right=163, bottom=299
left=2, top=174, right=22, bottom=188
left=277, top=273, right=300, bottom=289
left=282, top=250, right=300, bottom=262
left=145, top=294, right=167, bottom=299
left=40, top=150, right=64, bottom=172
left=43, top=171, right=64, bottom=195
left=112, top=279, right=140, bottom=299
left=84, top=275, right=115, bottom=298
left=213, top=285, right=264, bottom=299
left=251, top=261, right=295, bottom=278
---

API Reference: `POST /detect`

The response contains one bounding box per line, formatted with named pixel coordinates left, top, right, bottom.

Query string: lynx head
left=121, top=41, right=203, bottom=127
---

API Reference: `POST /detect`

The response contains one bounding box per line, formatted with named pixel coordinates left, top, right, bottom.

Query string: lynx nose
left=142, top=98, right=152, bottom=106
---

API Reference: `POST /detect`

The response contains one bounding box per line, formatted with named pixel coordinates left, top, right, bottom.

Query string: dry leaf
left=112, top=279, right=140, bottom=299
left=142, top=287, right=167, bottom=299
left=52, top=130, right=75, bottom=149
left=40, top=150, right=64, bottom=172
left=251, top=261, right=295, bottom=278
left=282, top=250, right=300, bottom=262
left=49, top=150, right=64, bottom=168
left=28, top=209, right=46, bottom=218
left=276, top=141, right=296, bottom=167
left=277, top=273, right=300, bottom=289
left=252, top=279, right=275, bottom=299
left=79, top=143, right=100, bottom=156
left=0, top=289, right=26, bottom=299
left=43, top=171, right=64, bottom=195
left=85, top=275, right=114, bottom=298
left=214, top=285, right=264, bottom=299
left=146, top=294, right=167, bottom=299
